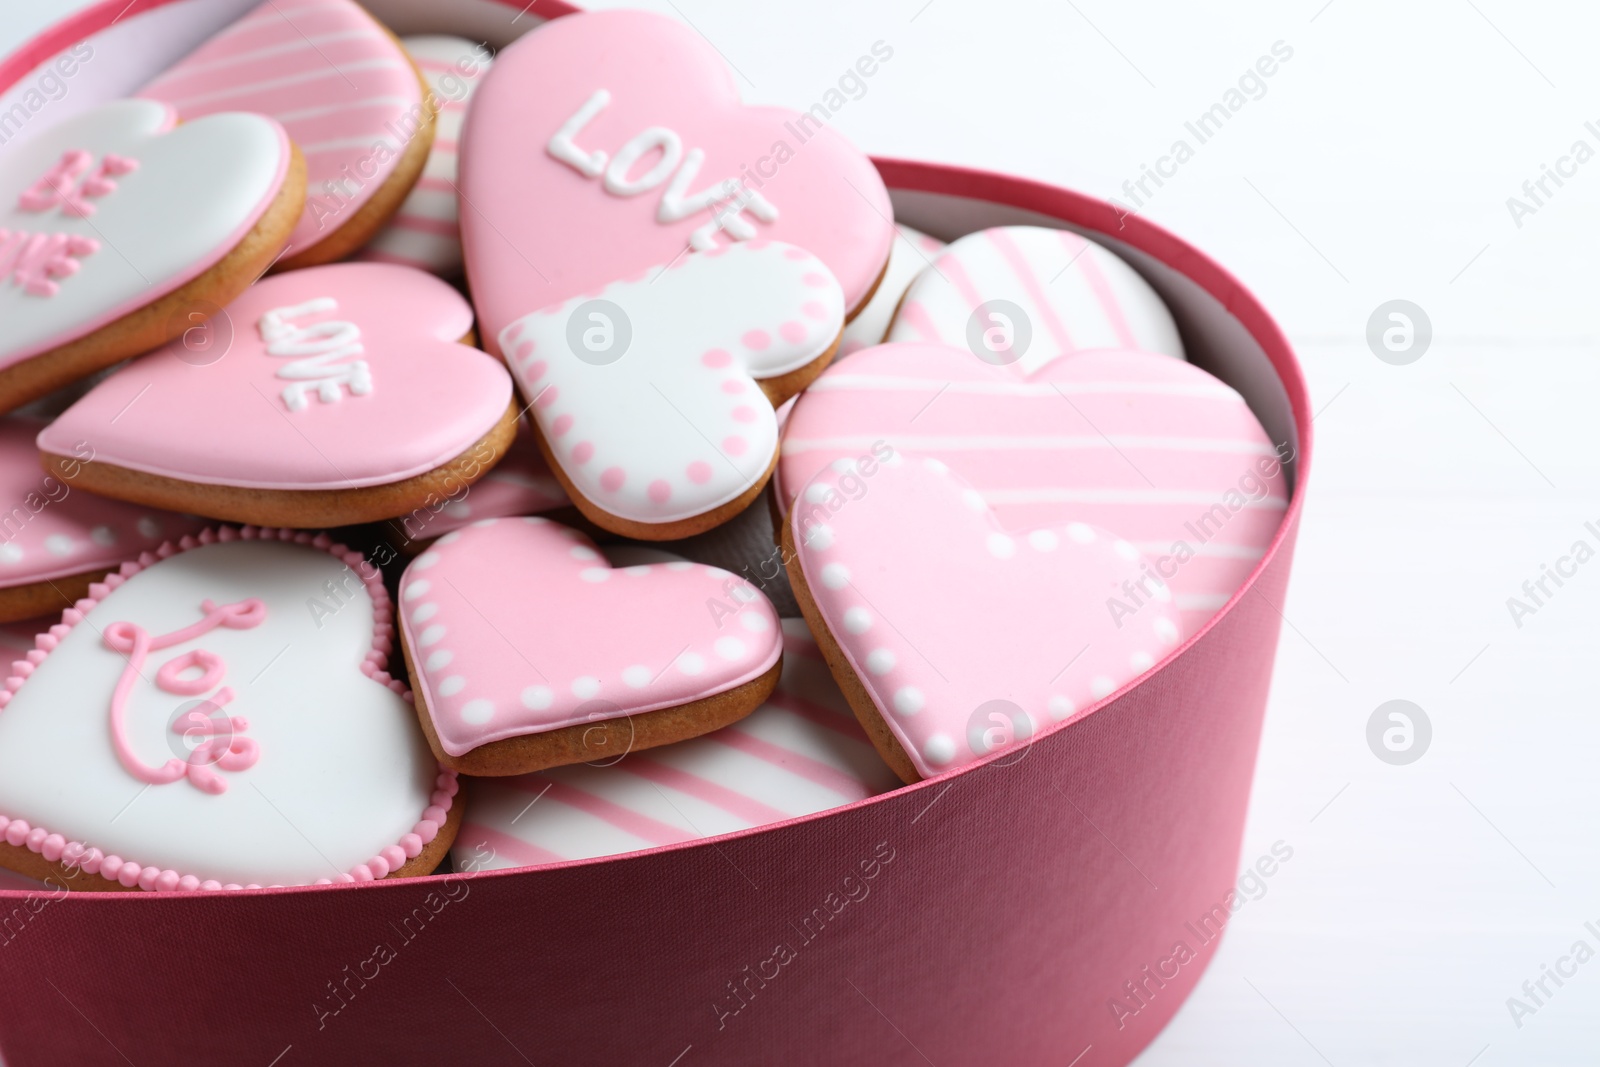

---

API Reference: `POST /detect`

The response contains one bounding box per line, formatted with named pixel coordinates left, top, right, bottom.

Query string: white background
left=7, top=1, right=1600, bottom=1063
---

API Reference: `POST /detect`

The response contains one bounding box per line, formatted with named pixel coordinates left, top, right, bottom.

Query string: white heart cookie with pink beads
left=398, top=516, right=783, bottom=773
left=0, top=529, right=456, bottom=891
left=787, top=450, right=1182, bottom=782
left=498, top=239, right=844, bottom=537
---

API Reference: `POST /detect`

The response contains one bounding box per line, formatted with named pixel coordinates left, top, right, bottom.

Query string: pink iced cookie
left=454, top=618, right=898, bottom=869
left=0, top=528, right=459, bottom=892
left=786, top=452, right=1183, bottom=782
left=839, top=224, right=945, bottom=358
left=356, top=35, right=493, bottom=276
left=397, top=516, right=783, bottom=776
left=0, top=99, right=300, bottom=411
left=389, top=417, right=569, bottom=549
left=459, top=8, right=893, bottom=353
left=499, top=239, right=845, bottom=539
left=38, top=262, right=516, bottom=528
left=888, top=225, right=1184, bottom=365
left=777, top=345, right=1289, bottom=637
left=139, top=0, right=429, bottom=268
left=0, top=416, right=203, bottom=621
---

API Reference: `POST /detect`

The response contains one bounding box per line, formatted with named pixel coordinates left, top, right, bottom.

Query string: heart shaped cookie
left=0, top=527, right=459, bottom=891
left=38, top=262, right=517, bottom=528
left=139, top=0, right=430, bottom=269
left=456, top=618, right=898, bottom=869
left=356, top=35, right=493, bottom=277
left=0, top=416, right=203, bottom=622
left=0, top=98, right=303, bottom=412
left=398, top=515, right=783, bottom=776
left=784, top=451, right=1183, bottom=782
left=887, top=225, right=1184, bottom=366
left=777, top=345, right=1288, bottom=637
left=459, top=8, right=893, bottom=352
left=499, top=239, right=845, bottom=539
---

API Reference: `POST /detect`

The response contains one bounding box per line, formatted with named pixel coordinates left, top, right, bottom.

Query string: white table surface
left=6, top=1, right=1600, bottom=1063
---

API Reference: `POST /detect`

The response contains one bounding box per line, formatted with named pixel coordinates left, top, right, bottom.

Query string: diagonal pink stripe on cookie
left=525, top=778, right=699, bottom=847
left=615, top=756, right=794, bottom=825
left=1063, top=229, right=1137, bottom=348
left=702, top=727, right=878, bottom=801
left=987, top=227, right=1075, bottom=355
left=460, top=822, right=566, bottom=867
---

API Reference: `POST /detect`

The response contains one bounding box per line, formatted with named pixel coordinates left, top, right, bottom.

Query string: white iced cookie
left=839, top=223, right=945, bottom=357
left=887, top=224, right=1184, bottom=369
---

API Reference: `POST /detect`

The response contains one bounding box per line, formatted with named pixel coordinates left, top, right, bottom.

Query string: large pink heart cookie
left=139, top=0, right=429, bottom=268
left=0, top=99, right=302, bottom=411
left=0, top=417, right=203, bottom=622
left=459, top=8, right=894, bottom=352
left=778, top=345, right=1289, bottom=637
left=38, top=262, right=516, bottom=528
left=455, top=618, right=898, bottom=869
left=785, top=452, right=1183, bottom=782
left=887, top=225, right=1184, bottom=365
left=397, top=516, right=783, bottom=776
left=498, top=239, right=845, bottom=539
left=0, top=527, right=459, bottom=891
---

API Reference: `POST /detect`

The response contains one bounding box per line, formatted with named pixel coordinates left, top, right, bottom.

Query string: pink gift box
left=0, top=2, right=1311, bottom=1063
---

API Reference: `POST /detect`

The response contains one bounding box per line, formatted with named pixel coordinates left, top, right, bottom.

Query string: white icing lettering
left=603, top=127, right=683, bottom=196
left=547, top=90, right=779, bottom=247
left=256, top=298, right=373, bottom=412
left=547, top=89, right=611, bottom=178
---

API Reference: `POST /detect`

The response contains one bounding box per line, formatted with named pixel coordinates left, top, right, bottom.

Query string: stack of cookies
left=0, top=4, right=1286, bottom=892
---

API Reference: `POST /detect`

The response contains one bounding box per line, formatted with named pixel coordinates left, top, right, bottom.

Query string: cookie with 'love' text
left=0, top=99, right=303, bottom=413
left=0, top=527, right=459, bottom=891
left=38, top=262, right=517, bottom=528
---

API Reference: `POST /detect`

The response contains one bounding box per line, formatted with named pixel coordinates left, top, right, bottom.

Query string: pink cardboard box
left=0, top=2, right=1311, bottom=1063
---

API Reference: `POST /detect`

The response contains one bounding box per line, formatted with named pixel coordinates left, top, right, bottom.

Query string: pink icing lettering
left=0, top=229, right=101, bottom=296
left=17, top=149, right=139, bottom=217
left=545, top=90, right=779, bottom=248
left=102, top=598, right=267, bottom=795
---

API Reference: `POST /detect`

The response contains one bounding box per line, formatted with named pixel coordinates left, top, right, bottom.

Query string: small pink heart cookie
left=0, top=417, right=203, bottom=622
left=397, top=516, right=783, bottom=776
left=498, top=239, right=845, bottom=540
left=459, top=8, right=893, bottom=353
left=0, top=99, right=303, bottom=412
left=139, top=0, right=430, bottom=269
left=455, top=618, right=899, bottom=869
left=784, top=451, right=1183, bottom=783
left=778, top=345, right=1289, bottom=638
left=888, top=225, right=1184, bottom=366
left=0, top=527, right=460, bottom=891
left=356, top=35, right=494, bottom=276
left=38, top=262, right=517, bottom=528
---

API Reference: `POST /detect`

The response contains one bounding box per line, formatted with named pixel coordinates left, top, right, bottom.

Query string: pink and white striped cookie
left=139, top=0, right=431, bottom=268
left=0, top=417, right=203, bottom=622
left=397, top=515, right=785, bottom=776
left=839, top=224, right=945, bottom=358
left=785, top=451, right=1183, bottom=783
left=887, top=225, right=1184, bottom=367
left=498, top=239, right=846, bottom=540
left=777, top=345, right=1289, bottom=639
left=356, top=35, right=491, bottom=276
left=452, top=618, right=898, bottom=869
